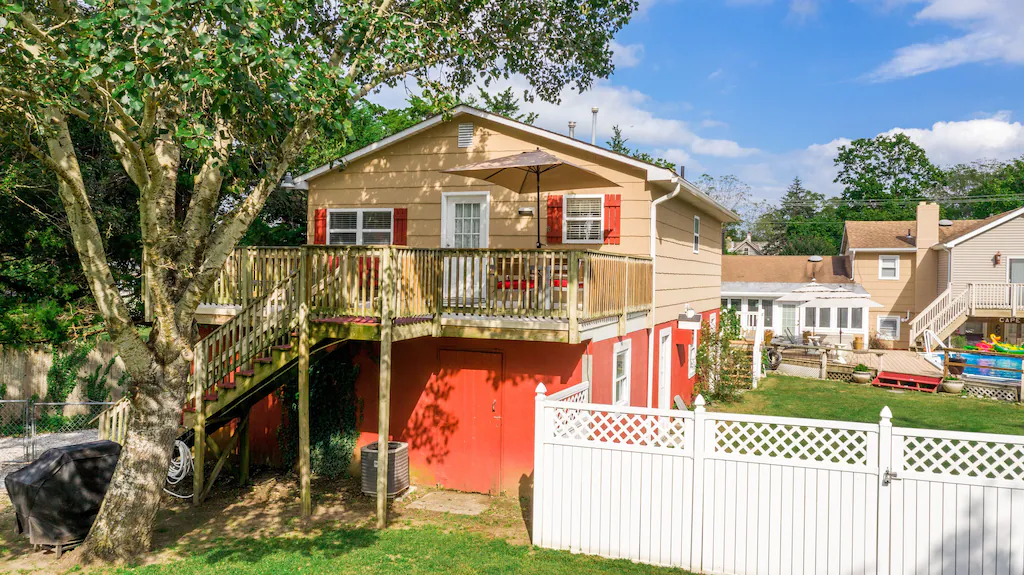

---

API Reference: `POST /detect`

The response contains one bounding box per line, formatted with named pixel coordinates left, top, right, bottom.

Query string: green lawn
left=103, top=526, right=692, bottom=575
left=716, top=375, right=1024, bottom=436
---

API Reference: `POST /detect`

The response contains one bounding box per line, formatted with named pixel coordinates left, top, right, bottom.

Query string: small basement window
left=563, top=195, right=604, bottom=243
left=877, top=316, right=900, bottom=340
left=328, top=209, right=393, bottom=245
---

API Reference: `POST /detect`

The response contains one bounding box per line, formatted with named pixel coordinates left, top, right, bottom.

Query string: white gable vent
left=457, top=123, right=474, bottom=147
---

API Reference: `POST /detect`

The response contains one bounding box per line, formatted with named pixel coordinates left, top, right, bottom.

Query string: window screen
left=327, top=209, right=392, bottom=246
left=564, top=196, right=603, bottom=242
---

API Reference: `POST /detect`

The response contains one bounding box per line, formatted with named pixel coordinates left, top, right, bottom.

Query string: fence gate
left=534, top=388, right=1024, bottom=575
left=0, top=399, right=31, bottom=471
left=29, top=401, right=116, bottom=459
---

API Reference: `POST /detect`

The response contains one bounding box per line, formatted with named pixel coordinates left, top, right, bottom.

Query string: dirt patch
left=0, top=469, right=531, bottom=573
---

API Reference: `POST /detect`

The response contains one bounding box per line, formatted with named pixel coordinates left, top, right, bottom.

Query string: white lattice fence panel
left=964, top=381, right=1019, bottom=402
left=549, top=406, right=688, bottom=449
left=776, top=362, right=821, bottom=380
left=712, top=418, right=871, bottom=466
left=900, top=434, right=1024, bottom=481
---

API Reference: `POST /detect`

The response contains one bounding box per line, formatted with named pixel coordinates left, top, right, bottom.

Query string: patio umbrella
left=442, top=148, right=619, bottom=248
left=777, top=283, right=883, bottom=345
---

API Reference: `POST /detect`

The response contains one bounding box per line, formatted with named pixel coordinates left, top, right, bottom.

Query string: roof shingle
left=723, top=255, right=852, bottom=284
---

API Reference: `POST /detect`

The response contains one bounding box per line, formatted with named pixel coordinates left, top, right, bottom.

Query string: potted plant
left=941, top=376, right=964, bottom=394
left=852, top=364, right=873, bottom=384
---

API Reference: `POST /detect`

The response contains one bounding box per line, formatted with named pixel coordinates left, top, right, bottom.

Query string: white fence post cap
left=694, top=394, right=706, bottom=412
left=535, top=383, right=547, bottom=397
left=880, top=405, right=892, bottom=421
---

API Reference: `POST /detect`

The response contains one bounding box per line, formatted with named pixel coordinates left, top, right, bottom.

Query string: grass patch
left=717, top=375, right=1024, bottom=435
left=103, top=525, right=691, bottom=575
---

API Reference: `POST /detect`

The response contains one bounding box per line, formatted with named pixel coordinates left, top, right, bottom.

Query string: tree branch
left=178, top=119, right=232, bottom=270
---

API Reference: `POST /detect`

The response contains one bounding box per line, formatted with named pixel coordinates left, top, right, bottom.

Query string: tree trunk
left=78, top=358, right=190, bottom=564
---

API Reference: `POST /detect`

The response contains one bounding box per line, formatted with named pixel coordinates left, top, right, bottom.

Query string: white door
left=780, top=304, right=797, bottom=339
left=658, top=328, right=673, bottom=409
left=442, top=193, right=490, bottom=307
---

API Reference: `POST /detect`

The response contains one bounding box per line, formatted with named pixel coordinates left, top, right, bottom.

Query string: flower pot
left=852, top=371, right=873, bottom=384
left=941, top=380, right=964, bottom=394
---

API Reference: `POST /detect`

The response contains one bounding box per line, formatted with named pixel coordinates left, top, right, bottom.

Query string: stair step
left=272, top=344, right=293, bottom=351
left=203, top=391, right=218, bottom=401
left=183, top=405, right=196, bottom=413
left=237, top=369, right=255, bottom=377
left=217, top=380, right=236, bottom=389
left=254, top=357, right=272, bottom=364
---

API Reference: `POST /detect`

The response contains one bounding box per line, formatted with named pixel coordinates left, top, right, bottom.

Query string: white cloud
left=708, top=68, right=725, bottom=81
left=610, top=41, right=645, bottom=68
left=721, top=112, right=1024, bottom=201
left=870, top=0, right=1024, bottom=80
left=788, top=0, right=820, bottom=20
left=701, top=119, right=729, bottom=129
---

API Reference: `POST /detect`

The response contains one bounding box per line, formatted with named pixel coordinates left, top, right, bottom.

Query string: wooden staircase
left=909, top=287, right=970, bottom=349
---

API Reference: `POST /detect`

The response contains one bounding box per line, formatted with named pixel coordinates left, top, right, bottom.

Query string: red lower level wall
left=200, top=311, right=719, bottom=494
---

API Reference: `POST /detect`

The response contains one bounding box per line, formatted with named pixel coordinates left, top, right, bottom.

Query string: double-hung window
left=851, top=308, right=864, bottom=329
left=613, top=340, right=632, bottom=405
left=805, top=306, right=816, bottom=328
left=762, top=299, right=774, bottom=327
left=327, top=209, right=393, bottom=245
left=563, top=195, right=603, bottom=242
left=879, top=255, right=900, bottom=280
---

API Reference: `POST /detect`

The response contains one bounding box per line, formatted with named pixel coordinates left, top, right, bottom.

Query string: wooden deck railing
left=199, top=246, right=653, bottom=324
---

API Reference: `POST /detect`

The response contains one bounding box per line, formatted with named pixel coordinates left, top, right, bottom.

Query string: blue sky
left=375, top=0, right=1024, bottom=203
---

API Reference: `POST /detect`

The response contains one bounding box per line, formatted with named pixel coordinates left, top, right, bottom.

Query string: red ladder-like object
left=871, top=371, right=942, bottom=393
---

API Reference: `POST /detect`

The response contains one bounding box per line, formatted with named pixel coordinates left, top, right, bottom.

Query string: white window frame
left=613, top=339, right=632, bottom=406
left=693, top=216, right=701, bottom=254
left=326, top=208, right=394, bottom=246
left=1006, top=257, right=1024, bottom=284
left=878, top=255, right=900, bottom=281
left=687, top=340, right=697, bottom=380
left=440, top=191, right=490, bottom=249
left=658, top=327, right=673, bottom=410
left=877, top=316, right=901, bottom=340
left=851, top=307, right=864, bottom=330
left=562, top=194, right=605, bottom=244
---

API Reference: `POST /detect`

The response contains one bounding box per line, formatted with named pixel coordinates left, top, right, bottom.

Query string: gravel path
left=0, top=429, right=99, bottom=483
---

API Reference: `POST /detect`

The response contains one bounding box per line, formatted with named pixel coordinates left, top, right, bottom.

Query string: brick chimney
left=915, top=202, right=940, bottom=315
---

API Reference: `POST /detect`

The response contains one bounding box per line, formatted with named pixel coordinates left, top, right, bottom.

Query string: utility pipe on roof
left=647, top=177, right=684, bottom=408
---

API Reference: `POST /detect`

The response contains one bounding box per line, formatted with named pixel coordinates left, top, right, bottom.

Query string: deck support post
left=298, top=246, right=312, bottom=518
left=239, top=413, right=251, bottom=487
left=192, top=348, right=206, bottom=507
left=376, top=247, right=396, bottom=529
left=567, top=252, right=580, bottom=344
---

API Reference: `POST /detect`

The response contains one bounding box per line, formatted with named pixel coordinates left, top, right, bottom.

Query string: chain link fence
left=0, top=400, right=115, bottom=481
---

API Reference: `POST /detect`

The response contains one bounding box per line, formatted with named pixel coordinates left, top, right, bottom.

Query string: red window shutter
left=313, top=209, right=327, bottom=245
left=393, top=208, right=408, bottom=245
left=546, top=195, right=563, bottom=244
left=604, top=194, right=621, bottom=245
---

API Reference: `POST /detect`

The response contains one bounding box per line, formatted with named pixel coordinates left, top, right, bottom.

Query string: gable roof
left=943, top=207, right=1024, bottom=247
left=723, top=255, right=852, bottom=284
left=841, top=207, right=1024, bottom=251
left=293, top=105, right=740, bottom=223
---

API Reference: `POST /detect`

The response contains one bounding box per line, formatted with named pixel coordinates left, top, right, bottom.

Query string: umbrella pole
left=536, top=171, right=542, bottom=249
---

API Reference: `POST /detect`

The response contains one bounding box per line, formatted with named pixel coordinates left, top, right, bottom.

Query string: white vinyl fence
left=532, top=386, right=1024, bottom=575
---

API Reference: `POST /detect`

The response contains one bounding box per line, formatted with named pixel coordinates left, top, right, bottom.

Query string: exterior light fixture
left=280, top=172, right=295, bottom=189
left=995, top=251, right=1002, bottom=265
left=518, top=207, right=536, bottom=216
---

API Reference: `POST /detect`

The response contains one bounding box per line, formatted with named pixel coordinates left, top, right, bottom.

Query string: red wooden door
left=436, top=350, right=503, bottom=494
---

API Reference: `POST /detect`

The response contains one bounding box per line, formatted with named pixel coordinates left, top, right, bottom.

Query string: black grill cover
left=4, top=440, right=121, bottom=546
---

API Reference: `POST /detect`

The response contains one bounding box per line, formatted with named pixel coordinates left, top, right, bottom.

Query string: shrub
left=695, top=308, right=751, bottom=404
left=854, top=364, right=870, bottom=372
left=46, top=340, right=94, bottom=403
left=83, top=357, right=116, bottom=402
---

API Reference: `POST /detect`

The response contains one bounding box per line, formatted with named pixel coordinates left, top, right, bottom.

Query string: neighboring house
left=721, top=255, right=878, bottom=346
left=727, top=232, right=767, bottom=255
left=842, top=202, right=1024, bottom=349
left=186, top=105, right=739, bottom=496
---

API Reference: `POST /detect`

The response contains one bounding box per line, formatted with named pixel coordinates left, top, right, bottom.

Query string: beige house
left=841, top=202, right=1024, bottom=349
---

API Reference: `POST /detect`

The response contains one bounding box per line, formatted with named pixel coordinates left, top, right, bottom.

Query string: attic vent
left=457, top=123, right=474, bottom=147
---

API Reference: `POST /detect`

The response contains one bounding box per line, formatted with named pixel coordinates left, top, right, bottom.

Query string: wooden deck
left=852, top=350, right=944, bottom=378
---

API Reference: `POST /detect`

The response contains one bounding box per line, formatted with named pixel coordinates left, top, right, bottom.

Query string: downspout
left=647, top=178, right=684, bottom=408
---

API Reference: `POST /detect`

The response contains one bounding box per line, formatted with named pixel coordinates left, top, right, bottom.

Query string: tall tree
left=467, top=86, right=539, bottom=124
left=0, top=0, right=636, bottom=562
left=606, top=125, right=677, bottom=171
left=939, top=158, right=1024, bottom=220
left=833, top=133, right=945, bottom=221
left=693, top=173, right=767, bottom=240
left=759, top=177, right=841, bottom=255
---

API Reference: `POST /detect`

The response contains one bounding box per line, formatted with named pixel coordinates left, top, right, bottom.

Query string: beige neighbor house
left=842, top=202, right=1024, bottom=350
